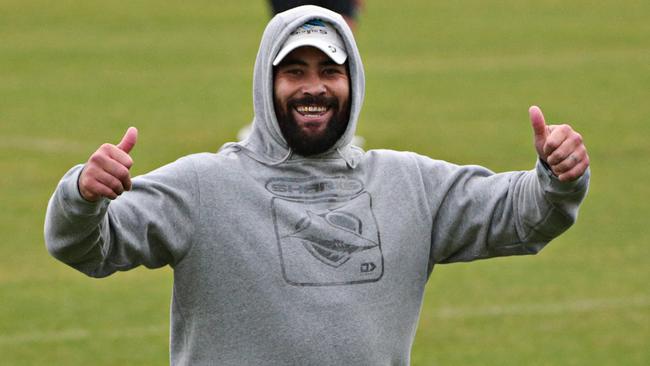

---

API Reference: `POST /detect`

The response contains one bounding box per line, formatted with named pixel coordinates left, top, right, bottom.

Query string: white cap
left=272, top=19, right=347, bottom=66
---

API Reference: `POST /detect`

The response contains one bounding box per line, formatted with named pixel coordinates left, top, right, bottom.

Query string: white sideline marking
left=1, top=296, right=647, bottom=345
left=433, top=295, right=650, bottom=319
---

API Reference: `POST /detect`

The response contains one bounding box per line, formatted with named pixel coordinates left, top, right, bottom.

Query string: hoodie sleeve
left=44, top=156, right=200, bottom=278
left=417, top=155, right=590, bottom=266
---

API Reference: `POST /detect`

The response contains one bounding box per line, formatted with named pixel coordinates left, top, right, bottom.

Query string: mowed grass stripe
left=0, top=136, right=91, bottom=154
left=2, top=296, right=646, bottom=345
left=434, top=295, right=650, bottom=319
left=0, top=325, right=167, bottom=345
left=368, top=48, right=649, bottom=73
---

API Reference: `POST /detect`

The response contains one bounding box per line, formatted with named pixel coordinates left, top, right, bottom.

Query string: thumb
left=116, top=127, right=138, bottom=153
left=529, top=105, right=548, bottom=157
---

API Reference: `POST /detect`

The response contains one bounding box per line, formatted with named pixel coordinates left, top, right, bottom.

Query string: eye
left=283, top=68, right=303, bottom=76
left=323, top=67, right=343, bottom=76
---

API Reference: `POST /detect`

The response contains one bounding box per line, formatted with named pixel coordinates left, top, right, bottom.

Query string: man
left=45, top=5, right=590, bottom=365
left=238, top=1, right=365, bottom=145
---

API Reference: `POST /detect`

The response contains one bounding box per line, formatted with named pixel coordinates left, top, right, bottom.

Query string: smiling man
left=45, top=5, right=590, bottom=365
left=273, top=27, right=351, bottom=156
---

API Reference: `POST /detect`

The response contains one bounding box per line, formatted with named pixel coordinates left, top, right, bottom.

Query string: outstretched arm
left=44, top=128, right=198, bottom=277
left=425, top=106, right=590, bottom=265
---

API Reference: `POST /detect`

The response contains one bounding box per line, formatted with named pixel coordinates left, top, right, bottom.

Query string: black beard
left=274, top=95, right=350, bottom=156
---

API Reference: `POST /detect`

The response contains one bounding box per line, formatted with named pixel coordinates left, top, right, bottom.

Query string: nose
left=301, top=72, right=327, bottom=96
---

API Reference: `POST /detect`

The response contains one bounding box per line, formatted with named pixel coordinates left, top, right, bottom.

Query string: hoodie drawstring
left=268, top=148, right=293, bottom=166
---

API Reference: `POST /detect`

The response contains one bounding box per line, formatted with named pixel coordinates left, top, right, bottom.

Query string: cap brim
left=272, top=38, right=347, bottom=66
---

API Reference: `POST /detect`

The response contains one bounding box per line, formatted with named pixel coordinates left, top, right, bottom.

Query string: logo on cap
left=272, top=19, right=348, bottom=66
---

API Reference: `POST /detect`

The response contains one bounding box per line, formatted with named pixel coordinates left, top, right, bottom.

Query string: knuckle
left=122, top=160, right=134, bottom=170
left=89, top=153, right=104, bottom=165
left=545, top=141, right=558, bottom=151
left=570, top=133, right=582, bottom=145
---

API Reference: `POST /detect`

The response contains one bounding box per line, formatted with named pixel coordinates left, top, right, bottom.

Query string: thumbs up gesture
left=78, top=127, right=138, bottom=201
left=529, top=106, right=589, bottom=182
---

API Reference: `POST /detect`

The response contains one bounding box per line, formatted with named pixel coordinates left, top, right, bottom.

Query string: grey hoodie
left=45, top=5, right=589, bottom=366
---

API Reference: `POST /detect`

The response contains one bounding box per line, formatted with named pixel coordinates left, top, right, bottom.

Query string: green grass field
left=1, top=0, right=648, bottom=364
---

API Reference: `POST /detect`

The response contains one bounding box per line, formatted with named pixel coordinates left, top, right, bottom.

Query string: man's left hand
left=529, top=105, right=590, bottom=182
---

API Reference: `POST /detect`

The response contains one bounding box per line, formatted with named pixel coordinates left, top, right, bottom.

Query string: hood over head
left=224, top=5, right=365, bottom=168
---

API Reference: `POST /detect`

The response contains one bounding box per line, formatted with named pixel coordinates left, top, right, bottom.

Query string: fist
left=78, top=127, right=138, bottom=201
left=529, top=106, right=589, bottom=182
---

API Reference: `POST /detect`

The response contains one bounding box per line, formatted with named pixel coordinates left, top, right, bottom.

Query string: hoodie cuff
left=58, top=164, right=109, bottom=216
left=535, top=158, right=590, bottom=194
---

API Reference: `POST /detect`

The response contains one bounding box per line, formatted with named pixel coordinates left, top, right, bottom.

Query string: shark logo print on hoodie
left=268, top=176, right=383, bottom=286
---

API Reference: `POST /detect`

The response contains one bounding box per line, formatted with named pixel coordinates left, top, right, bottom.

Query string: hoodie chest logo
left=266, top=176, right=363, bottom=199
left=268, top=176, right=383, bottom=286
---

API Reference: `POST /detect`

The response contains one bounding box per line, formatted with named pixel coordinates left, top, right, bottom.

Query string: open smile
left=294, top=104, right=330, bottom=118
left=291, top=104, right=334, bottom=133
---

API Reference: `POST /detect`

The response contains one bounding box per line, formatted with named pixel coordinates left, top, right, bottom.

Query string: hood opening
left=226, top=5, right=365, bottom=168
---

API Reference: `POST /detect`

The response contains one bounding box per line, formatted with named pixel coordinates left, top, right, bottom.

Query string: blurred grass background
left=1, top=0, right=648, bottom=364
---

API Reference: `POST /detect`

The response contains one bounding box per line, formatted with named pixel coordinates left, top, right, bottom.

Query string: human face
left=273, top=46, right=350, bottom=156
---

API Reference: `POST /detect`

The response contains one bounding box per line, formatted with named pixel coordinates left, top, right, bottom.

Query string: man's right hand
left=78, top=127, right=138, bottom=202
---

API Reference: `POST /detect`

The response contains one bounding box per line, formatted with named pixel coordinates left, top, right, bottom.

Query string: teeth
left=296, top=105, right=327, bottom=113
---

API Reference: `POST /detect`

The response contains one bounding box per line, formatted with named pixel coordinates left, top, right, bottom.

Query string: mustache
left=287, top=95, right=339, bottom=109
